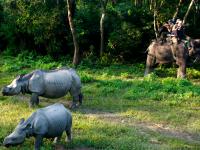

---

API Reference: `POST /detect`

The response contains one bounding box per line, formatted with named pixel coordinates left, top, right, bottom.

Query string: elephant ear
left=28, top=70, right=45, bottom=94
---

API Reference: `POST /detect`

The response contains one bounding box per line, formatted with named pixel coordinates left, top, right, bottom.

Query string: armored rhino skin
left=2, top=68, right=83, bottom=108
left=3, top=103, right=72, bottom=150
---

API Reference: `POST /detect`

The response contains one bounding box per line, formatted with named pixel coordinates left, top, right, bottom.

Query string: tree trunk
left=153, top=10, right=158, bottom=39
left=183, top=0, right=195, bottom=25
left=150, top=0, right=153, bottom=10
left=173, top=0, right=183, bottom=19
left=100, top=0, right=108, bottom=57
left=67, top=0, right=80, bottom=66
left=100, top=12, right=105, bottom=57
left=153, top=1, right=158, bottom=39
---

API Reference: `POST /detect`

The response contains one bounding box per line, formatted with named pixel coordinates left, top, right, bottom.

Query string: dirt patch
left=53, top=144, right=94, bottom=150
left=81, top=111, right=200, bottom=144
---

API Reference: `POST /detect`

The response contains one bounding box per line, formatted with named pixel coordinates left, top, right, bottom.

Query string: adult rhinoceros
left=144, top=39, right=200, bottom=78
left=3, top=103, right=72, bottom=150
left=2, top=68, right=83, bottom=108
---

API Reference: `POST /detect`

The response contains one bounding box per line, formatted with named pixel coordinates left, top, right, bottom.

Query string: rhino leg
left=34, top=134, right=43, bottom=150
left=30, top=93, right=39, bottom=107
left=79, top=93, right=83, bottom=105
left=70, top=87, right=81, bottom=108
left=53, top=136, right=62, bottom=144
left=70, top=95, right=79, bottom=109
left=65, top=117, right=72, bottom=142
left=65, top=129, right=72, bottom=142
left=35, top=97, right=40, bottom=105
left=71, top=93, right=83, bottom=108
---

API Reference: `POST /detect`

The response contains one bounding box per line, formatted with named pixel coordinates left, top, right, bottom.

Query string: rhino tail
left=79, top=93, right=83, bottom=105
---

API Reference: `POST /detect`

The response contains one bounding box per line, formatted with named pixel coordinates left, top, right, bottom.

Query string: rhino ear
left=20, top=74, right=24, bottom=78
left=25, top=123, right=31, bottom=129
left=16, top=74, right=23, bottom=79
left=21, top=123, right=31, bottom=131
left=19, top=118, right=25, bottom=125
left=17, top=74, right=25, bottom=81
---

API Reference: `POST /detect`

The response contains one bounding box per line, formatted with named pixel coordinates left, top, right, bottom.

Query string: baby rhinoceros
left=2, top=68, right=83, bottom=108
left=3, top=103, right=72, bottom=150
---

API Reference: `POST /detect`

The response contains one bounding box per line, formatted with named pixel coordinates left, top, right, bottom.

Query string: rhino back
left=42, top=70, right=73, bottom=98
left=34, top=103, right=71, bottom=137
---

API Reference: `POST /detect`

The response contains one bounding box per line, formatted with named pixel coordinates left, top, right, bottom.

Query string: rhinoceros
left=2, top=68, right=83, bottom=108
left=3, top=103, right=72, bottom=150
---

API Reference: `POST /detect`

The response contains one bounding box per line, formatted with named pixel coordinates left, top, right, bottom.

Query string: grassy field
left=1, top=54, right=200, bottom=150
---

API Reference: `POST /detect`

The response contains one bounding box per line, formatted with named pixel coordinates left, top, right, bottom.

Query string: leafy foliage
left=1, top=0, right=69, bottom=56
left=0, top=0, right=199, bottom=63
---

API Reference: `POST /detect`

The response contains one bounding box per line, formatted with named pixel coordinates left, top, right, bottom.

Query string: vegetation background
left=0, top=0, right=200, bottom=150
left=0, top=0, right=199, bottom=63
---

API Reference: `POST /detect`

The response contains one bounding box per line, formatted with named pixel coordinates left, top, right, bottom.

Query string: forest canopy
left=0, top=0, right=199, bottom=63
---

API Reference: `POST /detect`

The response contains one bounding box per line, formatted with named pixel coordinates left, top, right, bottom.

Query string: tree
left=67, top=0, right=80, bottom=66
left=150, top=0, right=164, bottom=39
left=100, top=0, right=108, bottom=57
left=173, top=0, right=183, bottom=19
left=153, top=1, right=158, bottom=39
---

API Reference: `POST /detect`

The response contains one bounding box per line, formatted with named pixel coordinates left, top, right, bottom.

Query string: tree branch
left=183, top=0, right=195, bottom=25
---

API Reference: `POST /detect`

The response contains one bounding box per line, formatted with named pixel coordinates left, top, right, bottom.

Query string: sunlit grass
left=1, top=55, right=200, bottom=149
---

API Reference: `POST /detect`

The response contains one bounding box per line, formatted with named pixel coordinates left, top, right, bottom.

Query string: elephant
left=144, top=39, right=200, bottom=78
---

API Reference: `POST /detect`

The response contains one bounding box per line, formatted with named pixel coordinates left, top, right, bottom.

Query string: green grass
left=1, top=54, right=200, bottom=149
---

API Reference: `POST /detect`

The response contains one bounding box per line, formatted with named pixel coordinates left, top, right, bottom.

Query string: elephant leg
left=144, top=54, right=155, bottom=76
left=177, top=67, right=182, bottom=78
left=30, top=93, right=39, bottom=107
left=177, top=60, right=186, bottom=78
left=144, top=67, right=151, bottom=76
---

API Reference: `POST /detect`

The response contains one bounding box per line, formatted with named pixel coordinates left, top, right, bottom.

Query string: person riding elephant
left=170, top=19, right=193, bottom=59
left=158, top=19, right=176, bottom=43
left=158, top=22, right=171, bottom=43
